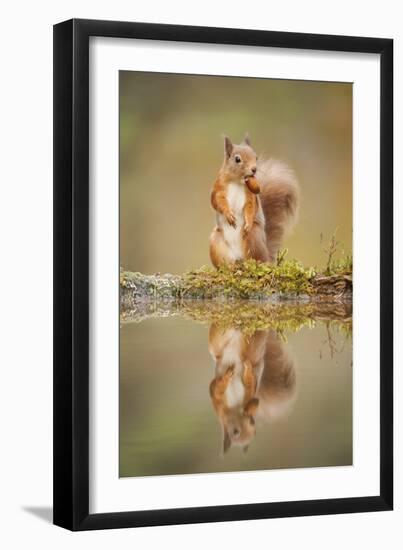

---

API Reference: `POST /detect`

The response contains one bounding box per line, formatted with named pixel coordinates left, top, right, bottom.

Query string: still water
left=120, top=307, right=352, bottom=478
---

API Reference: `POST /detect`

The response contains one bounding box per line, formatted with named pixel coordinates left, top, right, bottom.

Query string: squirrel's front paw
left=226, top=211, right=237, bottom=228
left=225, top=365, right=236, bottom=378
left=242, top=360, right=255, bottom=387
left=243, top=360, right=253, bottom=377
left=243, top=221, right=253, bottom=236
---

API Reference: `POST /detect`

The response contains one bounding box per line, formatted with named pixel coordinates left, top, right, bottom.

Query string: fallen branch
left=120, top=259, right=352, bottom=310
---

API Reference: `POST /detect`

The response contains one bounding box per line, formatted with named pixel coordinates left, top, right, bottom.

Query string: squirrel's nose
left=251, top=166, right=257, bottom=175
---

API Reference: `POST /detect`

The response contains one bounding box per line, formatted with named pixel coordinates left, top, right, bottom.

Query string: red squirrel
left=209, top=134, right=299, bottom=266
left=208, top=324, right=297, bottom=454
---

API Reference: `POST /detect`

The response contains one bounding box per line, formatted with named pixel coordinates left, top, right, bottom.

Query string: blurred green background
left=120, top=71, right=352, bottom=273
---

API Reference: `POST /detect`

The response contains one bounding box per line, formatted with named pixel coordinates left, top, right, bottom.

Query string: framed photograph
left=53, top=19, right=393, bottom=530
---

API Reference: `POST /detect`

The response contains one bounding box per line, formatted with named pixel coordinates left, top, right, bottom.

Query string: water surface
left=120, top=303, right=352, bottom=478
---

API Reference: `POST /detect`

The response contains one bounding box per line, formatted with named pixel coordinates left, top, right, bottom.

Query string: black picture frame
left=53, top=18, right=393, bottom=531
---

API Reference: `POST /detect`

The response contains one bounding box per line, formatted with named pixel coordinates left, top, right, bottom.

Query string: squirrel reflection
left=208, top=324, right=297, bottom=454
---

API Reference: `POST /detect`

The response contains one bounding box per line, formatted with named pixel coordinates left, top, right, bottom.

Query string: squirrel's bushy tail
left=256, top=330, right=297, bottom=421
left=257, top=159, right=300, bottom=262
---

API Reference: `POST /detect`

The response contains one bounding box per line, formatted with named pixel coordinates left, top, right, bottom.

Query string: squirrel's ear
left=243, top=133, right=252, bottom=146
left=244, top=397, right=259, bottom=418
left=224, top=136, right=233, bottom=159
left=223, top=428, right=231, bottom=454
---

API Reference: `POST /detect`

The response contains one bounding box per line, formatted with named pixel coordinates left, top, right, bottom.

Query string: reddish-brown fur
left=208, top=324, right=297, bottom=453
left=209, top=135, right=299, bottom=266
left=258, top=158, right=300, bottom=262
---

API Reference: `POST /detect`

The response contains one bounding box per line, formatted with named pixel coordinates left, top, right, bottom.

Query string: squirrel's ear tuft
left=245, top=397, right=259, bottom=417
left=243, top=133, right=252, bottom=146
left=223, top=429, right=231, bottom=454
left=224, top=136, right=233, bottom=158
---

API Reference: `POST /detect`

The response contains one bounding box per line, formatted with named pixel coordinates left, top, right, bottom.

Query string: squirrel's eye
left=235, top=155, right=242, bottom=164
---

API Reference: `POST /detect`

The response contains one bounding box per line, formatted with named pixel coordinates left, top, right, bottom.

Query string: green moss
left=120, top=299, right=352, bottom=337
left=120, top=249, right=352, bottom=305
left=120, top=269, right=133, bottom=288
left=182, top=258, right=316, bottom=299
left=327, top=253, right=353, bottom=276
left=180, top=300, right=318, bottom=335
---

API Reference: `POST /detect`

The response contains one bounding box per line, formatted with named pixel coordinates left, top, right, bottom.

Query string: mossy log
left=120, top=260, right=352, bottom=311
